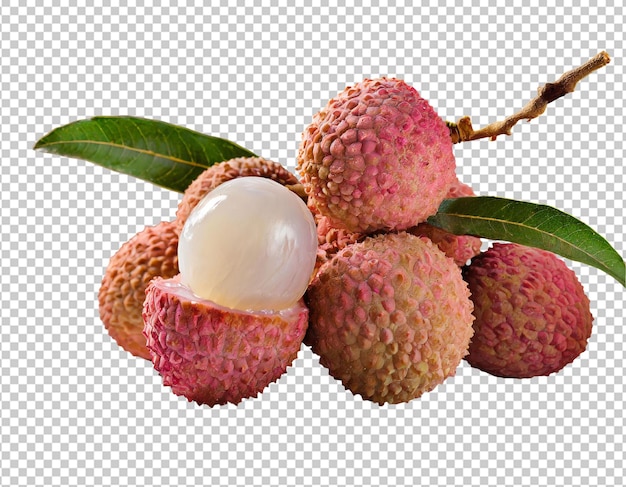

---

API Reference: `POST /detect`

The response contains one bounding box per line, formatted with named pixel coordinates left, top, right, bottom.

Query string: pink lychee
left=143, top=176, right=317, bottom=406
left=463, top=243, right=594, bottom=378
left=306, top=232, right=475, bottom=404
left=297, top=77, right=457, bottom=233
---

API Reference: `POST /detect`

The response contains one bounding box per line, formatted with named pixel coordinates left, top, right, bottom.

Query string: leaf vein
left=36, top=139, right=207, bottom=169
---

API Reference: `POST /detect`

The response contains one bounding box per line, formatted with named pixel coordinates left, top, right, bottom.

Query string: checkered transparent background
left=1, top=1, right=624, bottom=486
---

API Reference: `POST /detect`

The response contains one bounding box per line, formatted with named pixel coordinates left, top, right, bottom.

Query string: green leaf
left=33, top=116, right=258, bottom=192
left=428, top=196, right=625, bottom=286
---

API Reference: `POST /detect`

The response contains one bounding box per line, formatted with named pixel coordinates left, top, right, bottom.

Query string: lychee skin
left=408, top=178, right=482, bottom=266
left=463, top=243, right=593, bottom=378
left=443, top=177, right=477, bottom=200
left=409, top=224, right=482, bottom=266
left=98, top=221, right=179, bottom=360
left=308, top=199, right=363, bottom=278
left=297, top=77, right=457, bottom=234
left=142, top=276, right=309, bottom=406
left=176, top=156, right=299, bottom=228
left=306, top=232, right=474, bottom=405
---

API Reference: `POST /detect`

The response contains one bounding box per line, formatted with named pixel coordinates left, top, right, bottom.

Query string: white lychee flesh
left=178, top=176, right=318, bottom=311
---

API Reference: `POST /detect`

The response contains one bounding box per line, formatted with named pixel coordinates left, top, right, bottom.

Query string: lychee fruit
left=98, top=220, right=179, bottom=360
left=408, top=178, right=482, bottom=266
left=305, top=232, right=475, bottom=405
left=297, top=77, right=457, bottom=234
left=142, top=177, right=318, bottom=406
left=463, top=243, right=594, bottom=378
left=176, top=156, right=300, bottom=229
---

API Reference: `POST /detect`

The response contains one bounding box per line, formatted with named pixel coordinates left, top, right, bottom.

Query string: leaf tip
left=33, top=137, right=45, bottom=151
left=33, top=128, right=58, bottom=151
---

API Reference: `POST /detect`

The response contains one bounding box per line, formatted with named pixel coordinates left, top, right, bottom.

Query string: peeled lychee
left=142, top=177, right=318, bottom=406
left=463, top=243, right=594, bottom=378
left=306, top=232, right=475, bottom=405
left=178, top=177, right=317, bottom=311
left=98, top=221, right=179, bottom=359
left=408, top=178, right=482, bottom=266
left=297, top=77, right=457, bottom=234
left=176, top=156, right=299, bottom=228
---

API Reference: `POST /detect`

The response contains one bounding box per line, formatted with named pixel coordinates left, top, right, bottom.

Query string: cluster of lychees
left=99, top=78, right=593, bottom=407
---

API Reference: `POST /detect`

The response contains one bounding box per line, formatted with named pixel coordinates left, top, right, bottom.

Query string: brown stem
left=285, top=183, right=308, bottom=202
left=447, top=51, right=611, bottom=144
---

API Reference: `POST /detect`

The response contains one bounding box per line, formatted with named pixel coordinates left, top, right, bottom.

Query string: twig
left=447, top=51, right=611, bottom=144
left=292, top=52, right=611, bottom=200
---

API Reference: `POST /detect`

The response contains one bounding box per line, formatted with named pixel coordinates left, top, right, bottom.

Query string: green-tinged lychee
left=306, top=232, right=475, bottom=405
left=408, top=178, right=482, bottom=266
left=297, top=77, right=457, bottom=234
left=463, top=243, right=594, bottom=378
left=176, top=156, right=299, bottom=229
left=143, top=177, right=318, bottom=406
left=98, top=221, right=179, bottom=360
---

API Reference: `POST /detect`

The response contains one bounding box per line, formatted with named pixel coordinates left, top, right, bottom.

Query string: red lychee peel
left=142, top=277, right=308, bottom=406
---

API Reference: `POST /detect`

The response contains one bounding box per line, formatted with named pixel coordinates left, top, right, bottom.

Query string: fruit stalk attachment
left=447, top=51, right=611, bottom=143
left=284, top=183, right=308, bottom=201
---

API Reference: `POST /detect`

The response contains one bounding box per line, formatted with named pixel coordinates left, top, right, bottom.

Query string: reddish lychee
left=297, top=77, right=457, bottom=233
left=463, top=243, right=594, bottom=378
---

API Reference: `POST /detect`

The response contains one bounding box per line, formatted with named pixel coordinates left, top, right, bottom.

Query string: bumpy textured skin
left=306, top=232, right=474, bottom=405
left=98, top=221, right=179, bottom=360
left=142, top=276, right=309, bottom=406
left=309, top=199, right=363, bottom=278
left=297, top=77, right=457, bottom=233
left=463, top=243, right=593, bottom=378
left=176, top=157, right=299, bottom=228
left=408, top=179, right=482, bottom=266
